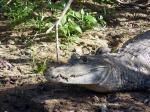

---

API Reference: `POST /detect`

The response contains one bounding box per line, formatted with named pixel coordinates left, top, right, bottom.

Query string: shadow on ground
left=0, top=80, right=149, bottom=112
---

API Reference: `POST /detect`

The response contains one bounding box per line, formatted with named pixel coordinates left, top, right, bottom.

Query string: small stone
left=74, top=46, right=83, bottom=55
left=96, top=104, right=108, bottom=112
left=93, top=95, right=100, bottom=103
left=82, top=46, right=90, bottom=54
left=8, top=40, right=15, bottom=45
left=101, top=104, right=108, bottom=112
left=144, top=99, right=150, bottom=106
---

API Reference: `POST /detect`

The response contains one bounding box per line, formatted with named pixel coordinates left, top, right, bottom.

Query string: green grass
left=0, top=0, right=116, bottom=73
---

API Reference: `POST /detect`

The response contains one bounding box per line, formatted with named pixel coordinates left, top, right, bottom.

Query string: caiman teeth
left=54, top=74, right=69, bottom=81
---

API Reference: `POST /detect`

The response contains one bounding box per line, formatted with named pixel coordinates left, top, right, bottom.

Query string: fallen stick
left=46, top=0, right=74, bottom=34
left=46, top=0, right=74, bottom=62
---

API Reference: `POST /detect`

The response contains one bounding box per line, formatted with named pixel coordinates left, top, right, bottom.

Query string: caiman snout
left=44, top=63, right=110, bottom=84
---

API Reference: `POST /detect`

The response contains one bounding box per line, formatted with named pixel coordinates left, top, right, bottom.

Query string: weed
left=2, top=0, right=107, bottom=46
left=59, top=8, right=105, bottom=44
left=1, top=0, right=114, bottom=72
left=3, top=0, right=34, bottom=25
left=30, top=47, right=47, bottom=73
left=28, top=17, right=49, bottom=32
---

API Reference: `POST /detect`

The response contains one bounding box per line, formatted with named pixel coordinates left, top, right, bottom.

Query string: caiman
left=44, top=30, right=150, bottom=92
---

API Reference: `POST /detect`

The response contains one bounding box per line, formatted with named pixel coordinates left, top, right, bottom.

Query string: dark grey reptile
left=44, top=30, right=150, bottom=92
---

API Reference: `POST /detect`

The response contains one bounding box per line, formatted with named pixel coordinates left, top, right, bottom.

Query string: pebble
left=144, top=99, right=150, bottom=106
left=101, top=104, right=108, bottom=112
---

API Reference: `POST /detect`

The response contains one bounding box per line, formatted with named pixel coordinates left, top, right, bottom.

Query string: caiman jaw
left=44, top=64, right=110, bottom=84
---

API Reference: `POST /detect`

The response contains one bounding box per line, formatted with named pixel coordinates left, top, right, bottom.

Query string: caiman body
left=44, top=30, right=150, bottom=92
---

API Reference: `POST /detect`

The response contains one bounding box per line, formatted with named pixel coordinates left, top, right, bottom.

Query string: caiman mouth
left=44, top=54, right=113, bottom=84
left=44, top=64, right=110, bottom=84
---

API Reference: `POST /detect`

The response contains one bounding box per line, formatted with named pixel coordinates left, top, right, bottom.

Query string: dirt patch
left=0, top=3, right=150, bottom=112
left=0, top=81, right=150, bottom=112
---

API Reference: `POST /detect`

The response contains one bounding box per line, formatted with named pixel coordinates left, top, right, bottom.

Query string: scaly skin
left=44, top=30, right=150, bottom=92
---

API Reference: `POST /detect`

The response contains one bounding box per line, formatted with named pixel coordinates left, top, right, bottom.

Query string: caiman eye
left=80, top=56, right=88, bottom=63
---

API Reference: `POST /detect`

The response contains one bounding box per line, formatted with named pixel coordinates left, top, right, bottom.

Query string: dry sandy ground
left=0, top=3, right=150, bottom=112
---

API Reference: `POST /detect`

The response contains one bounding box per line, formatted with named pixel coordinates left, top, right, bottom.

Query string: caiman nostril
left=51, top=76, right=54, bottom=78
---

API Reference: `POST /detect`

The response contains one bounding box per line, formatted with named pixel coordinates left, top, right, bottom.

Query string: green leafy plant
left=0, top=0, right=111, bottom=72
left=60, top=15, right=82, bottom=37
left=4, top=0, right=35, bottom=25
left=48, top=0, right=67, bottom=10
left=33, top=60, right=47, bottom=73
left=30, top=47, right=47, bottom=73
left=29, top=16, right=50, bottom=32
left=1, top=0, right=106, bottom=45
left=59, top=8, right=105, bottom=44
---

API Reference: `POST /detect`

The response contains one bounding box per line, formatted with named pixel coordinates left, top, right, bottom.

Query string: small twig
left=6, top=0, right=12, bottom=5
left=46, top=0, right=74, bottom=62
left=46, top=0, right=74, bottom=34
left=56, top=23, right=59, bottom=62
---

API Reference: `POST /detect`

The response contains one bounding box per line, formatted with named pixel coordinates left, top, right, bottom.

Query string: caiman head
left=44, top=54, right=118, bottom=85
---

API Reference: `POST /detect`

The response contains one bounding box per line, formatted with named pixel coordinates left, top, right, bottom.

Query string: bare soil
left=0, top=3, right=150, bottom=112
